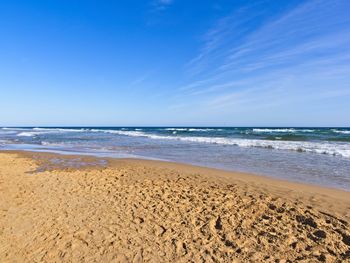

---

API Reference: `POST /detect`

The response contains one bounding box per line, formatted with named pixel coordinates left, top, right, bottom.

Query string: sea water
left=1, top=127, right=350, bottom=190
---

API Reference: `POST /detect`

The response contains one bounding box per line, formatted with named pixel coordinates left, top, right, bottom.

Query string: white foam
left=17, top=128, right=87, bottom=137
left=17, top=132, right=35, bottom=137
left=9, top=128, right=350, bottom=158
left=33, top=128, right=86, bottom=132
left=332, top=129, right=350, bottom=134
left=40, top=141, right=65, bottom=146
left=97, top=130, right=146, bottom=137
left=188, top=128, right=219, bottom=132
left=17, top=131, right=52, bottom=137
left=102, top=130, right=350, bottom=158
left=0, top=139, right=9, bottom=145
left=252, top=128, right=314, bottom=133
left=164, top=128, right=219, bottom=132
left=165, top=128, right=188, bottom=131
left=181, top=137, right=350, bottom=158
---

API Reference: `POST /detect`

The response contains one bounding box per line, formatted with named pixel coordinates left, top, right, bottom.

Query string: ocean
left=1, top=127, right=350, bottom=190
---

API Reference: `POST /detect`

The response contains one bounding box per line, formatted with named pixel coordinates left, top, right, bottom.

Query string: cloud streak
left=178, top=0, right=350, bottom=118
left=151, top=0, right=174, bottom=11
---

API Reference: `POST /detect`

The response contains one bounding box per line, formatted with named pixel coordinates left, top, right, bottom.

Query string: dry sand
left=0, top=151, right=350, bottom=262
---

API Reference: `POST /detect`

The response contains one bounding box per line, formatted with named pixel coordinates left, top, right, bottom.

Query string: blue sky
left=0, top=0, right=349, bottom=126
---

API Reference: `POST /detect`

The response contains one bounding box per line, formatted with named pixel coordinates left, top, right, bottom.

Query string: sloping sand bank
left=0, top=151, right=350, bottom=262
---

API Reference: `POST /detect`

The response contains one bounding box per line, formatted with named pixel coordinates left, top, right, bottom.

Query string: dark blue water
left=1, top=127, right=350, bottom=190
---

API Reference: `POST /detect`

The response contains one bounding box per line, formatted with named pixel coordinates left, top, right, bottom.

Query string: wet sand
left=0, top=151, right=350, bottom=262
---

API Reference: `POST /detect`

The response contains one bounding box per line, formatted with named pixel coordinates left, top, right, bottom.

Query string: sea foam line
left=164, top=128, right=220, bottom=132
left=103, top=130, right=350, bottom=158
left=9, top=128, right=350, bottom=158
left=16, top=128, right=87, bottom=137
left=252, top=128, right=315, bottom=133
left=332, top=129, right=350, bottom=134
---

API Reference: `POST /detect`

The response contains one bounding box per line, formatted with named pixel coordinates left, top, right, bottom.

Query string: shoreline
left=2, top=149, right=350, bottom=221
left=2, top=126, right=350, bottom=192
left=2, top=148, right=350, bottom=194
left=1, top=150, right=350, bottom=261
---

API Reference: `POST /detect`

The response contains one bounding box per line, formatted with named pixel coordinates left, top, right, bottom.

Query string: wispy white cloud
left=128, top=72, right=153, bottom=87
left=184, top=1, right=271, bottom=76
left=151, top=0, right=174, bottom=11
left=178, top=0, right=350, bottom=116
left=122, top=70, right=157, bottom=97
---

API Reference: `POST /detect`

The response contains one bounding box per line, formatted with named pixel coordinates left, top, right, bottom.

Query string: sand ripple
left=0, top=152, right=350, bottom=262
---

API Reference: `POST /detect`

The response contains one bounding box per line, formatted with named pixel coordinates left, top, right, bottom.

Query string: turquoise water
left=1, top=127, right=350, bottom=190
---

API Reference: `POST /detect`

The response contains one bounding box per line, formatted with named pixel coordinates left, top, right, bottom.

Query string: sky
left=0, top=0, right=349, bottom=127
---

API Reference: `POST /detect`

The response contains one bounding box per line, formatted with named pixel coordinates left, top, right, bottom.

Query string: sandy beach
left=0, top=151, right=350, bottom=262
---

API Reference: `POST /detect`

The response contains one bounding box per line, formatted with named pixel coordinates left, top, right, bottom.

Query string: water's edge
left=1, top=127, right=350, bottom=191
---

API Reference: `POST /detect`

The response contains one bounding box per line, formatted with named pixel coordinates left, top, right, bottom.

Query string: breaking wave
left=332, top=129, right=350, bottom=134
left=252, top=128, right=315, bottom=133
left=103, top=130, right=350, bottom=158
left=164, top=128, right=219, bottom=132
left=16, top=128, right=87, bottom=137
left=3, top=127, right=350, bottom=158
